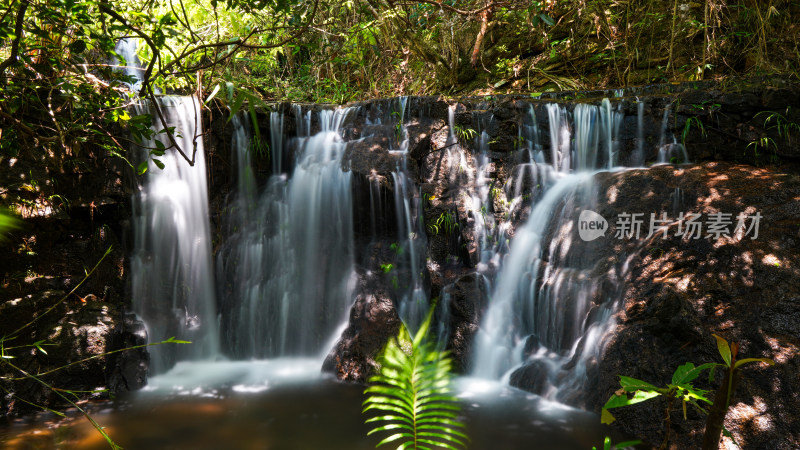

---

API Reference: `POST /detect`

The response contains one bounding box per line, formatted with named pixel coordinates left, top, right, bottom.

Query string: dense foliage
left=1, top=0, right=799, bottom=172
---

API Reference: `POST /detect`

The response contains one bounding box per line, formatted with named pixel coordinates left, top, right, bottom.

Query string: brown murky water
left=0, top=361, right=631, bottom=449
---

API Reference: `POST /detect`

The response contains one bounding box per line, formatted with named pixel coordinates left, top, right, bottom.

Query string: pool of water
left=1, top=360, right=632, bottom=449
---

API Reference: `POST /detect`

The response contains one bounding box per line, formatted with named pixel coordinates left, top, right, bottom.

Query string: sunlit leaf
left=713, top=334, right=732, bottom=367
left=601, top=408, right=616, bottom=424
left=733, top=357, right=775, bottom=369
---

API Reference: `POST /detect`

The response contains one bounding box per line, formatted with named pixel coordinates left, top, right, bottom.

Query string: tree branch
left=0, top=109, right=59, bottom=143
left=395, top=0, right=510, bottom=17
left=0, top=2, right=28, bottom=75
left=156, top=0, right=320, bottom=78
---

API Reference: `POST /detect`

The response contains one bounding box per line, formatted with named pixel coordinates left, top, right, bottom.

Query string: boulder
left=322, top=287, right=402, bottom=382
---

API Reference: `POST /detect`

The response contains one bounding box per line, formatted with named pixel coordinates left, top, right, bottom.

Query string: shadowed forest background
left=1, top=0, right=799, bottom=162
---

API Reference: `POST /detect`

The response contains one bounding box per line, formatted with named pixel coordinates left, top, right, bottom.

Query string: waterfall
left=218, top=107, right=356, bottom=359
left=546, top=104, right=571, bottom=173
left=130, top=96, right=219, bottom=374
left=127, top=92, right=652, bottom=402
left=292, top=104, right=309, bottom=138
left=389, top=97, right=427, bottom=330
left=270, top=111, right=284, bottom=174
left=471, top=99, right=626, bottom=404
left=472, top=173, right=593, bottom=380
left=633, top=100, right=645, bottom=166
left=114, top=38, right=144, bottom=91
left=573, top=104, right=599, bottom=171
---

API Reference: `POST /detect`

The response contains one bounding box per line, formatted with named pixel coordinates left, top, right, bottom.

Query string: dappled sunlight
left=607, top=184, right=618, bottom=203
left=726, top=397, right=774, bottom=438
left=761, top=334, right=796, bottom=365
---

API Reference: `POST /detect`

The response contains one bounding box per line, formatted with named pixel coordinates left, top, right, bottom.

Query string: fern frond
left=363, top=307, right=468, bottom=449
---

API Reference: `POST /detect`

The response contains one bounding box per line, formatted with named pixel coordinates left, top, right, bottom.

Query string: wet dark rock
left=437, top=273, right=489, bottom=373
left=508, top=360, right=551, bottom=396
left=0, top=148, right=143, bottom=418
left=343, top=136, right=399, bottom=188
left=322, top=285, right=402, bottom=383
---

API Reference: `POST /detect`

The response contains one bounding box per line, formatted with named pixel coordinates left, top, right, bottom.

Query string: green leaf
left=722, top=426, right=738, bottom=446
left=248, top=103, right=261, bottom=142
left=619, top=375, right=658, bottom=392
left=685, top=388, right=712, bottom=405
left=152, top=159, right=165, bottom=170
left=363, top=304, right=467, bottom=449
left=33, top=340, right=48, bottom=355
left=69, top=40, right=87, bottom=54
left=603, top=390, right=661, bottom=411
left=205, top=84, right=221, bottom=105
left=614, top=440, right=643, bottom=449
left=137, top=161, right=148, bottom=175
left=162, top=336, right=192, bottom=344
left=600, top=408, right=616, bottom=424
left=672, top=362, right=716, bottom=385
left=733, top=357, right=775, bottom=369
left=713, top=334, right=732, bottom=367
left=228, top=92, right=246, bottom=121
left=539, top=13, right=555, bottom=26
left=0, top=210, right=22, bottom=238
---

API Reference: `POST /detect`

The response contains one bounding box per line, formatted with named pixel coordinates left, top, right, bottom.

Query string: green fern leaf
left=363, top=307, right=468, bottom=449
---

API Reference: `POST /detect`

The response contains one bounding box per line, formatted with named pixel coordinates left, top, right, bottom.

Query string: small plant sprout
left=452, top=124, right=477, bottom=143
left=601, top=334, right=774, bottom=449
left=592, top=436, right=642, bottom=450
left=427, top=211, right=459, bottom=236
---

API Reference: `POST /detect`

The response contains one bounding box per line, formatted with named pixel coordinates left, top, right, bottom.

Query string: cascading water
left=270, top=111, right=285, bottom=174
left=217, top=107, right=356, bottom=359
left=656, top=102, right=690, bottom=164
left=114, top=38, right=144, bottom=91
left=472, top=99, right=626, bottom=405
left=472, top=173, right=593, bottom=380
left=547, top=103, right=572, bottom=173
left=378, top=97, right=428, bottom=329
left=130, top=96, right=219, bottom=374
left=633, top=100, right=645, bottom=166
